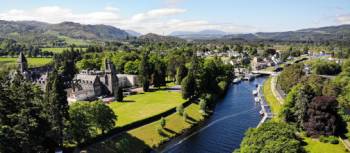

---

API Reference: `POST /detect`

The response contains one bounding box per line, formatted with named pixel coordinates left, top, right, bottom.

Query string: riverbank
left=261, top=76, right=348, bottom=153
left=158, top=77, right=266, bottom=153
left=78, top=80, right=230, bottom=153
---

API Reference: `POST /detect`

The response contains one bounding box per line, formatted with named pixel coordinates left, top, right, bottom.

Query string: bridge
left=251, top=70, right=276, bottom=75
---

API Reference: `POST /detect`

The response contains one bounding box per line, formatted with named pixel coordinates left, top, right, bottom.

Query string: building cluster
left=16, top=52, right=138, bottom=102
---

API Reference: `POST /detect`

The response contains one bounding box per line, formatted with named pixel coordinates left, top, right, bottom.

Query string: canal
left=161, top=76, right=267, bottom=153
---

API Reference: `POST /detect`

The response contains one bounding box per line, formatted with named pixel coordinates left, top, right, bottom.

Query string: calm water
left=161, top=77, right=267, bottom=153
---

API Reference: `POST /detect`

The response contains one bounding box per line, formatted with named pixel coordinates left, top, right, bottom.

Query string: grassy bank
left=262, top=77, right=282, bottom=121
left=262, top=76, right=347, bottom=153
left=87, top=103, right=203, bottom=152
left=108, top=90, right=186, bottom=127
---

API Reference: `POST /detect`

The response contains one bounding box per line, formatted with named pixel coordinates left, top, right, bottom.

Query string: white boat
left=252, top=90, right=258, bottom=96
left=233, top=77, right=241, bottom=84
left=254, top=97, right=260, bottom=103
left=259, top=110, right=264, bottom=116
left=243, top=74, right=253, bottom=81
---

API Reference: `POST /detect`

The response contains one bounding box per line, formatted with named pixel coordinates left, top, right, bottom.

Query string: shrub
left=160, top=117, right=166, bottom=129
left=328, top=136, right=339, bottom=144
left=176, top=104, right=184, bottom=116
left=319, top=136, right=328, bottom=143
left=319, top=136, right=339, bottom=144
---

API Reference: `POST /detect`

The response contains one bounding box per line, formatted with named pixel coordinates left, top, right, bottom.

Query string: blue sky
left=0, top=0, right=349, bottom=34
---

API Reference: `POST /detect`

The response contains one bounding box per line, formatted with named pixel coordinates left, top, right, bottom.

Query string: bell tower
left=17, top=52, right=28, bottom=73
left=104, top=58, right=119, bottom=95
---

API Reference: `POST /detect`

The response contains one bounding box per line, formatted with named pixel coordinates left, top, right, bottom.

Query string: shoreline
left=154, top=77, right=267, bottom=153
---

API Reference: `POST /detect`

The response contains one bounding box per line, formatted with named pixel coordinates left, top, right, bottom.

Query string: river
left=160, top=76, right=267, bottom=153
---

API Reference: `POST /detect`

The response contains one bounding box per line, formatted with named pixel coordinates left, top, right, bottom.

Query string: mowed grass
left=108, top=90, right=186, bottom=127
left=262, top=77, right=282, bottom=121
left=303, top=136, right=347, bottom=153
left=0, top=57, right=52, bottom=68
left=87, top=103, right=203, bottom=153
left=128, top=103, right=203, bottom=148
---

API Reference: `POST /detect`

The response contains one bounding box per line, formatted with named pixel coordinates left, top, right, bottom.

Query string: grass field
left=87, top=103, right=203, bottom=152
left=0, top=57, right=52, bottom=68
left=108, top=90, right=186, bottom=127
left=303, top=136, right=347, bottom=153
left=262, top=77, right=282, bottom=121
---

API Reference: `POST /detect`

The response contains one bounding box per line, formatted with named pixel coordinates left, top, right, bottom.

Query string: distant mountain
left=125, top=30, right=142, bottom=37
left=224, top=25, right=350, bottom=42
left=139, top=33, right=186, bottom=43
left=0, top=20, right=130, bottom=44
left=169, top=29, right=229, bottom=39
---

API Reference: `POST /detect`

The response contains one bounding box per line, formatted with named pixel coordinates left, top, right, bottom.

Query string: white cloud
left=104, top=6, right=119, bottom=12
left=0, top=6, right=258, bottom=34
left=337, top=14, right=350, bottom=24
left=130, top=8, right=186, bottom=22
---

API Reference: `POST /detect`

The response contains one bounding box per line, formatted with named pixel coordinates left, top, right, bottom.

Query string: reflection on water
left=162, top=77, right=266, bottom=153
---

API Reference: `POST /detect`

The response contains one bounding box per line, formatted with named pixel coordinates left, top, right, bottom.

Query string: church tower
left=104, top=58, right=119, bottom=96
left=17, top=52, right=28, bottom=73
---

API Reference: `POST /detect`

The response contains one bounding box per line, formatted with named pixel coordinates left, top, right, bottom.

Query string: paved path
left=270, top=73, right=284, bottom=104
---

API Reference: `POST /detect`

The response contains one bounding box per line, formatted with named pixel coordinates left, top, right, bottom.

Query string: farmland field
left=0, top=57, right=52, bottom=68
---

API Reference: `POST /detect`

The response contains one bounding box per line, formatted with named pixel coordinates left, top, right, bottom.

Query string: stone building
left=16, top=53, right=139, bottom=101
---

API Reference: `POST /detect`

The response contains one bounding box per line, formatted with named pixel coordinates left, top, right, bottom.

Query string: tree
left=312, top=60, right=341, bottom=75
left=90, top=101, right=117, bottom=134
left=124, top=60, right=140, bottom=75
left=0, top=73, right=53, bottom=152
left=236, top=122, right=305, bottom=153
left=277, top=63, right=304, bottom=93
left=160, top=117, right=166, bottom=129
left=44, top=69, right=69, bottom=147
left=67, top=103, right=92, bottom=144
left=181, top=72, right=196, bottom=99
left=282, top=84, right=316, bottom=128
left=303, top=96, right=342, bottom=136
left=263, top=48, right=276, bottom=57
left=67, top=101, right=117, bottom=143
left=176, top=64, right=188, bottom=85
left=139, top=51, right=151, bottom=92
left=151, top=56, right=167, bottom=88
left=199, top=99, right=207, bottom=113
left=176, top=104, right=184, bottom=116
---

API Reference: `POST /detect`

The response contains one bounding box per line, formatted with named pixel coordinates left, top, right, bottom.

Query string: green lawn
left=87, top=103, right=203, bottom=152
left=0, top=57, right=52, bottom=68
left=262, top=77, right=282, bottom=121
left=303, top=136, right=347, bottom=153
left=108, top=90, right=186, bottom=127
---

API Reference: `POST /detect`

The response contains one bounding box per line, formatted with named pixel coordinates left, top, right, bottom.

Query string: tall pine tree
left=139, top=51, right=151, bottom=92
left=0, top=72, right=53, bottom=152
left=44, top=69, right=69, bottom=147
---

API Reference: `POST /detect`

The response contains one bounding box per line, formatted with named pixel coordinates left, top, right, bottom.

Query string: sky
left=0, top=0, right=349, bottom=34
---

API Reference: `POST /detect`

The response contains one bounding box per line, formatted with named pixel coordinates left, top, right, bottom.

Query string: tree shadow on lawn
left=164, top=127, right=177, bottom=135
left=185, top=115, right=198, bottom=124
left=159, top=129, right=171, bottom=138
left=86, top=132, right=151, bottom=153
left=120, top=100, right=136, bottom=103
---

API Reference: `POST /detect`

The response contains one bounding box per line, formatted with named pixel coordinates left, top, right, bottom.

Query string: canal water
left=161, top=76, right=267, bottom=153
